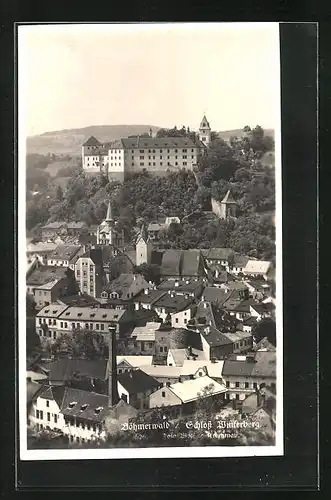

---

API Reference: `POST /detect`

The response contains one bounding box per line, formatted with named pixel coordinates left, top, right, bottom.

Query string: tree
left=52, top=330, right=108, bottom=359
left=252, top=318, right=276, bottom=346
left=134, top=263, right=161, bottom=285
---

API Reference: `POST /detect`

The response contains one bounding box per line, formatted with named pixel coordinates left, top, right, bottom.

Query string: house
left=164, top=216, right=180, bottom=228
left=243, top=260, right=272, bottom=280
left=149, top=375, right=227, bottom=417
left=117, top=369, right=161, bottom=410
left=29, top=385, right=112, bottom=444
left=26, top=241, right=58, bottom=266
left=243, top=278, right=272, bottom=300
left=153, top=293, right=195, bottom=325
left=202, top=287, right=230, bottom=306
left=220, top=281, right=249, bottom=300
left=242, top=316, right=258, bottom=333
left=160, top=249, right=207, bottom=280
left=204, top=248, right=234, bottom=268
left=228, top=254, right=250, bottom=275
left=139, top=365, right=182, bottom=386
left=233, top=298, right=260, bottom=321
left=221, top=351, right=276, bottom=401
left=35, top=304, right=131, bottom=343
left=134, top=288, right=167, bottom=311
left=167, top=347, right=206, bottom=367
left=147, top=223, right=164, bottom=240
left=75, top=247, right=105, bottom=298
left=129, top=322, right=166, bottom=356
left=253, top=336, right=276, bottom=352
left=41, top=222, right=68, bottom=240
left=56, top=294, right=101, bottom=308
left=157, top=278, right=204, bottom=299
left=66, top=222, right=88, bottom=237
left=26, top=266, right=76, bottom=297
left=100, top=274, right=151, bottom=304
left=32, top=277, right=70, bottom=309
left=47, top=245, right=83, bottom=270
left=180, top=359, right=224, bottom=382
left=116, top=356, right=153, bottom=374
left=45, top=358, right=108, bottom=387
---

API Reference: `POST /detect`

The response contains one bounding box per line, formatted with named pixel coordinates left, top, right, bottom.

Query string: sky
left=18, top=23, right=280, bottom=137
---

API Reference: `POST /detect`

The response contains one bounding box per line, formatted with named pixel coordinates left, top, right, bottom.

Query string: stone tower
left=136, top=224, right=153, bottom=266
left=219, top=190, right=237, bottom=219
left=198, top=114, right=211, bottom=147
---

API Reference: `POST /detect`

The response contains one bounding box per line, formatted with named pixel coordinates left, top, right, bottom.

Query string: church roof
left=199, top=115, right=210, bottom=129
left=83, top=136, right=102, bottom=147
left=105, top=202, right=113, bottom=221
left=221, top=190, right=236, bottom=204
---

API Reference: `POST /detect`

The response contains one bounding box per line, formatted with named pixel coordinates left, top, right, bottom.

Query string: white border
left=18, top=22, right=283, bottom=460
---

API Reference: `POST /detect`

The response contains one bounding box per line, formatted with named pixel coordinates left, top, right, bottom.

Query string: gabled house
left=117, top=369, right=161, bottom=410
left=100, top=273, right=151, bottom=305
left=47, top=245, right=84, bottom=270
left=243, top=260, right=273, bottom=280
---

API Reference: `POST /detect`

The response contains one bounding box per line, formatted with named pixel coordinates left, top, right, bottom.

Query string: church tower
left=198, top=114, right=211, bottom=147
left=97, top=201, right=124, bottom=247
left=136, top=224, right=152, bottom=266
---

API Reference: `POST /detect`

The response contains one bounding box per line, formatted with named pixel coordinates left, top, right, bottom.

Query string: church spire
left=105, top=201, right=113, bottom=222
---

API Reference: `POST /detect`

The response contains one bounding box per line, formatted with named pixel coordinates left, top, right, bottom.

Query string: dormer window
left=77, top=313, right=82, bottom=317
left=94, top=406, right=103, bottom=414
left=102, top=314, right=107, bottom=318
left=90, top=313, right=95, bottom=318
left=68, top=401, right=77, bottom=408
left=44, top=309, right=49, bottom=314
left=81, top=404, right=89, bottom=411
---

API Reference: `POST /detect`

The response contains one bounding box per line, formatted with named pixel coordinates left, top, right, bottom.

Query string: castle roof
left=221, top=190, right=236, bottom=204
left=83, top=136, right=102, bottom=147
left=121, top=136, right=201, bottom=150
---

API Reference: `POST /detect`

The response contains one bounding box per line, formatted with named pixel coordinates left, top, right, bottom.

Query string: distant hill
left=26, top=125, right=274, bottom=156
left=217, top=128, right=274, bottom=142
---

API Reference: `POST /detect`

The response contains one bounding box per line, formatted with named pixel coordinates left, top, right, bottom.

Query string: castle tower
left=198, top=114, right=211, bottom=147
left=136, top=224, right=153, bottom=266
left=220, top=190, right=237, bottom=219
left=108, top=324, right=119, bottom=407
left=97, top=201, right=124, bottom=247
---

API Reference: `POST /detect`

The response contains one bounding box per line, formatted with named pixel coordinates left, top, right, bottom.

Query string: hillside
left=26, top=125, right=274, bottom=155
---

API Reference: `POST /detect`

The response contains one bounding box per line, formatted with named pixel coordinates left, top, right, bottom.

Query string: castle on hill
left=81, top=115, right=211, bottom=181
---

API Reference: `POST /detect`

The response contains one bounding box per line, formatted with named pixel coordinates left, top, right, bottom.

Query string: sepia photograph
left=18, top=22, right=282, bottom=460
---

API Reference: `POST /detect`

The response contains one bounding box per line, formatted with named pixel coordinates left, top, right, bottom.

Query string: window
left=53, top=319, right=56, bottom=325
left=175, top=149, right=178, bottom=153
left=235, top=382, right=240, bottom=388
left=64, top=322, right=67, bottom=328
left=40, top=410, right=43, bottom=420
left=96, top=324, right=99, bottom=330
left=100, top=324, right=104, bottom=330
left=226, top=381, right=230, bottom=388
left=175, top=162, right=178, bottom=166
left=235, top=394, right=240, bottom=400
left=48, top=318, right=52, bottom=325
left=245, top=382, right=249, bottom=388
left=183, top=149, right=187, bottom=152
left=53, top=331, right=56, bottom=339
left=46, top=400, right=49, bottom=407
left=175, top=156, right=178, bottom=159
left=83, top=271, right=87, bottom=277
left=140, top=156, right=144, bottom=160
left=83, top=281, right=87, bottom=287
left=140, top=162, right=144, bottom=166
left=38, top=318, right=41, bottom=325
left=36, top=409, right=39, bottom=419
left=175, top=318, right=178, bottom=323
left=140, top=150, right=144, bottom=153
left=162, top=391, right=166, bottom=397
left=47, top=412, right=50, bottom=422
left=76, top=270, right=80, bottom=277
left=184, top=318, right=187, bottom=324
left=183, top=162, right=187, bottom=166
left=253, top=382, right=257, bottom=389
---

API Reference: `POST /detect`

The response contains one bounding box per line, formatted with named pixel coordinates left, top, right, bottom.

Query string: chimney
left=144, top=288, right=149, bottom=295
left=203, top=302, right=208, bottom=309
left=204, top=326, right=210, bottom=335
left=175, top=281, right=179, bottom=287
left=108, top=325, right=119, bottom=407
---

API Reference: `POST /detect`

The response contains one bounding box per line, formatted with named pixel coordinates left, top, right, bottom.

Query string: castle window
left=148, top=156, right=151, bottom=159
left=191, top=149, right=194, bottom=152
left=140, top=156, right=144, bottom=160
left=167, top=162, right=170, bottom=166
left=148, top=162, right=151, bottom=166
left=183, top=162, right=187, bottom=166
left=140, top=162, right=144, bottom=166
left=183, top=155, right=187, bottom=159
left=167, top=149, right=170, bottom=153
left=153, top=156, right=155, bottom=159
left=160, top=149, right=163, bottom=153
left=160, top=162, right=162, bottom=166
left=132, top=150, right=134, bottom=153
left=148, top=149, right=151, bottom=153
left=152, top=150, right=155, bottom=153
left=175, top=149, right=178, bottom=153
left=153, top=162, right=155, bottom=166
left=160, top=155, right=162, bottom=159
left=183, top=149, right=187, bottom=152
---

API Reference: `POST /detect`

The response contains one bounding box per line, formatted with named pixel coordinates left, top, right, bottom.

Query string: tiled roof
left=42, top=221, right=67, bottom=230
left=201, top=326, right=234, bottom=347
left=60, top=387, right=110, bottom=422
left=158, top=279, right=204, bottom=293
left=79, top=247, right=103, bottom=267
left=118, top=369, right=160, bottom=394
left=244, top=260, right=271, bottom=275
left=222, top=352, right=276, bottom=378
left=232, top=254, right=250, bottom=267
left=234, top=298, right=259, bottom=313
left=121, top=136, right=200, bottom=150
left=202, top=287, right=229, bottom=305
left=117, top=356, right=153, bottom=368
left=153, top=293, right=194, bottom=313
left=46, top=358, right=108, bottom=382
left=161, top=249, right=181, bottom=276
left=139, top=364, right=182, bottom=379
left=56, top=294, right=100, bottom=307
left=34, top=279, right=62, bottom=291
left=181, top=249, right=204, bottom=277
left=48, top=245, right=82, bottom=261
left=206, top=248, right=233, bottom=261
left=58, top=306, right=126, bottom=323
left=134, top=289, right=167, bottom=305
left=67, top=222, right=87, bottom=229
left=83, top=136, right=102, bottom=147
left=168, top=375, right=226, bottom=404
left=130, top=322, right=161, bottom=342
left=36, top=304, right=69, bottom=318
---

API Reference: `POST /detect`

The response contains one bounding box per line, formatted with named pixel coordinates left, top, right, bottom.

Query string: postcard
left=19, top=22, right=283, bottom=460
